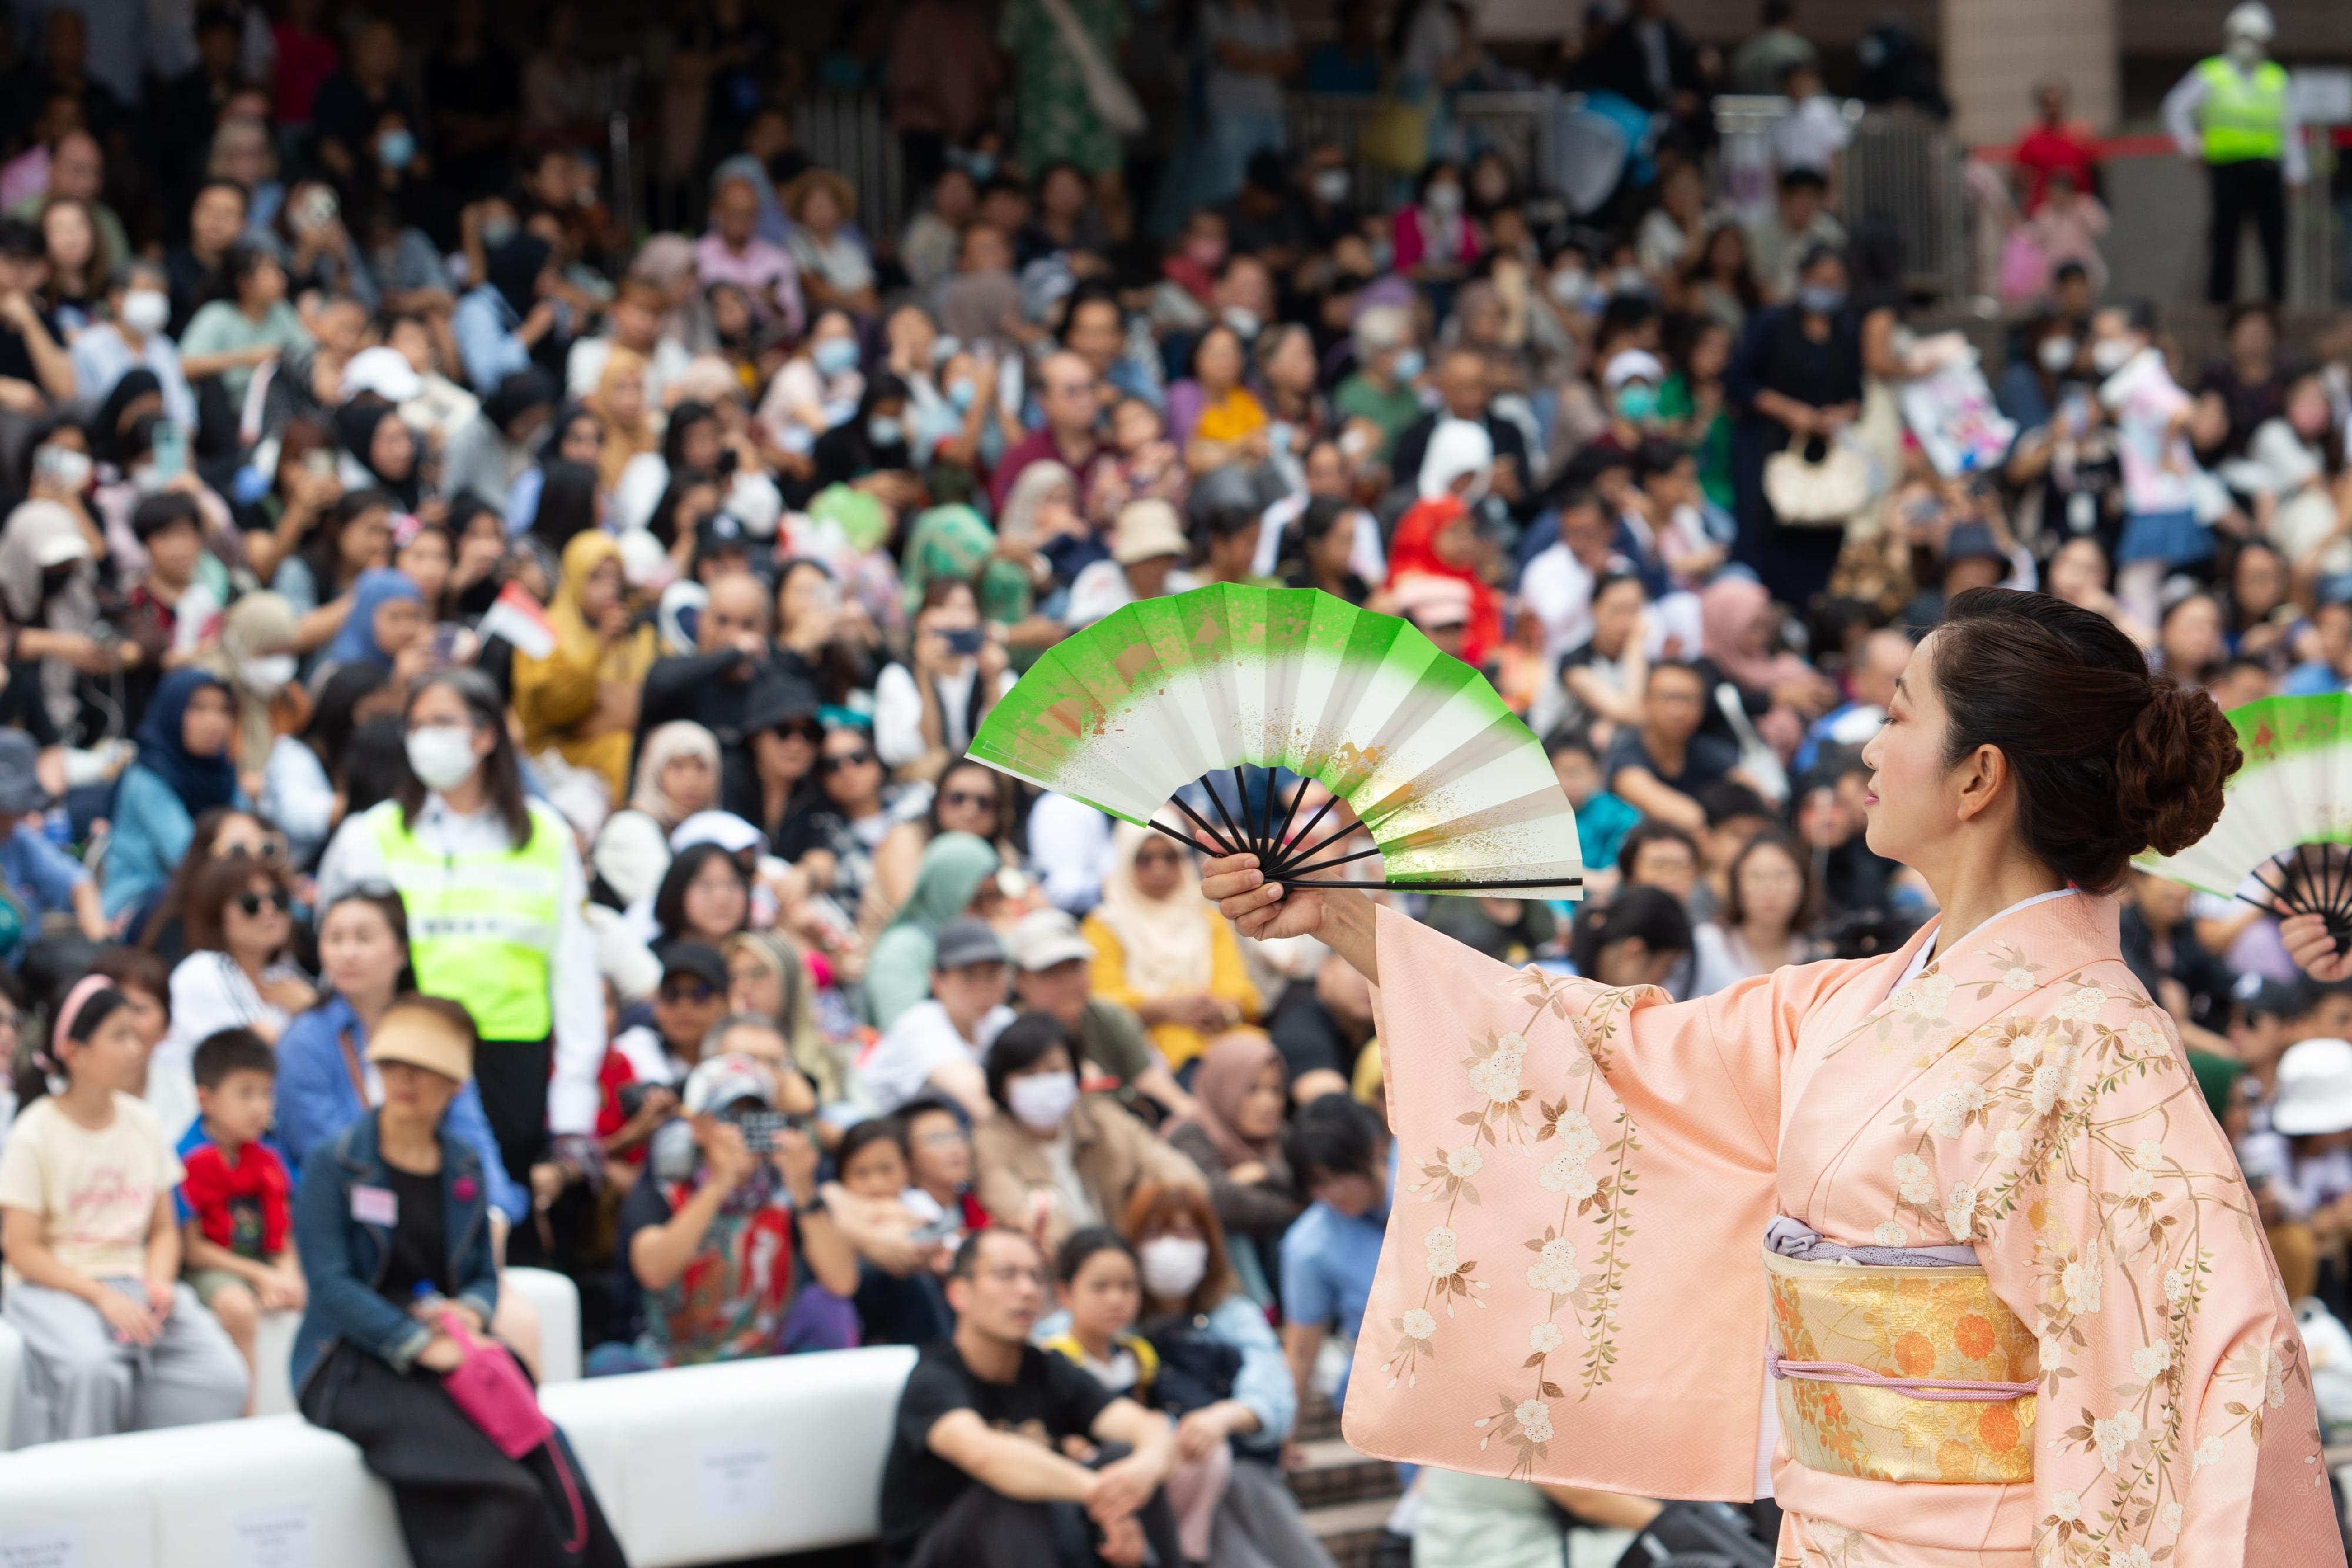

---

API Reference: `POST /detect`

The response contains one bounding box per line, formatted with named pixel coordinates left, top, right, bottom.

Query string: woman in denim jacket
left=292, top=995, right=626, bottom=1568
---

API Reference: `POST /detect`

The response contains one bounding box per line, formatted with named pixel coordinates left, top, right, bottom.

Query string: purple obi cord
left=1762, top=1216, right=2038, bottom=1404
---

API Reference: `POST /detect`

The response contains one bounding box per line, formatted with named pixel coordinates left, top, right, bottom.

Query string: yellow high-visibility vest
left=2197, top=56, right=2287, bottom=164
left=368, top=800, right=567, bottom=1040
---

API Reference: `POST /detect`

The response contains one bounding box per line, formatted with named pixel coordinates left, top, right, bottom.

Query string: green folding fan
left=2136, top=691, right=2352, bottom=950
left=966, top=583, right=1584, bottom=896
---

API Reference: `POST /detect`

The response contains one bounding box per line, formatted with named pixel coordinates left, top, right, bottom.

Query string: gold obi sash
left=1762, top=1246, right=2039, bottom=1484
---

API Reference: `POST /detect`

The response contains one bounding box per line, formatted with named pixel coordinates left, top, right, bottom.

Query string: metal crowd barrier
left=1844, top=111, right=1970, bottom=300
left=1287, top=89, right=1564, bottom=208
left=790, top=89, right=915, bottom=235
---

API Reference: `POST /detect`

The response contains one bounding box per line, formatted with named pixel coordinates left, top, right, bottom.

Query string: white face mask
left=1138, top=1235, right=1209, bottom=1300
left=1549, top=267, right=1589, bottom=306
left=1007, top=1069, right=1079, bottom=1132
left=1221, top=306, right=1262, bottom=339
left=2091, top=337, right=2136, bottom=376
left=404, top=724, right=480, bottom=793
left=1425, top=182, right=1462, bottom=216
left=1311, top=168, right=1349, bottom=205
left=238, top=654, right=297, bottom=694
left=2228, top=36, right=2263, bottom=66
left=2037, top=336, right=2077, bottom=374
left=120, top=288, right=171, bottom=335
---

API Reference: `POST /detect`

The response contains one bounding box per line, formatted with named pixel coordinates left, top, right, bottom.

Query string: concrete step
left=1287, top=1436, right=1402, bottom=1510
left=1301, top=1496, right=1401, bottom=1568
left=1298, top=1390, right=1342, bottom=1443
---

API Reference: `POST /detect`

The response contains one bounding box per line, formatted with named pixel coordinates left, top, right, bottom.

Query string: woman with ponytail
left=1198, top=589, right=2333, bottom=1567
left=0, top=977, right=248, bottom=1443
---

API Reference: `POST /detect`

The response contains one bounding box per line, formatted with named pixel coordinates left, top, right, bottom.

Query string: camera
left=720, top=1104, right=800, bottom=1155
left=941, top=627, right=984, bottom=656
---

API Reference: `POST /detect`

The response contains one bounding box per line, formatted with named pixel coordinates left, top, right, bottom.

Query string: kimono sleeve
left=1959, top=972, right=2340, bottom=1568
left=1346, top=902, right=1843, bottom=1500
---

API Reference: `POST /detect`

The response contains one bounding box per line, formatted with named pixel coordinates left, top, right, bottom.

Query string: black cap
left=1943, top=523, right=2005, bottom=567
left=2231, top=971, right=2300, bottom=1023
left=659, top=941, right=730, bottom=994
left=695, top=511, right=751, bottom=556
left=933, top=918, right=1007, bottom=972
left=741, top=670, right=823, bottom=735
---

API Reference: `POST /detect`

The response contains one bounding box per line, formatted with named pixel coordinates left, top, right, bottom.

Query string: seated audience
left=1084, top=827, right=1260, bottom=1077
left=970, top=1011, right=1204, bottom=1251
left=1161, top=1032, right=1301, bottom=1302
left=863, top=918, right=1017, bottom=1117
left=0, top=978, right=248, bottom=1443
left=877, top=1226, right=1183, bottom=1568
left=175, top=1027, right=302, bottom=1409
left=1008, top=907, right=1197, bottom=1122
left=1278, top=1093, right=1390, bottom=1419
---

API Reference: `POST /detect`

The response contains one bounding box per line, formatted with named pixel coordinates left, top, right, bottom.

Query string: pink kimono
left=1346, top=894, right=2343, bottom=1566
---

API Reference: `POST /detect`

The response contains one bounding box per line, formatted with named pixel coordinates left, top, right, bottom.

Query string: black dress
left=1726, top=304, right=1866, bottom=609
left=300, top=1155, right=628, bottom=1568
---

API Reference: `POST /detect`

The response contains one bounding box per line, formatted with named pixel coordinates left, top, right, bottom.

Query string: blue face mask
left=377, top=128, right=416, bottom=171
left=1390, top=349, right=1425, bottom=382
left=1616, top=383, right=1659, bottom=423
left=1797, top=285, right=1846, bottom=317
left=813, top=337, right=859, bottom=377
left=867, top=415, right=904, bottom=448
left=947, top=377, right=978, bottom=411
left=962, top=151, right=998, bottom=183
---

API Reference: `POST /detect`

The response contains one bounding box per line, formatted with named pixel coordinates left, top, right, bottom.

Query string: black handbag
left=1139, top=1315, right=1241, bottom=1419
left=1612, top=1500, right=1776, bottom=1568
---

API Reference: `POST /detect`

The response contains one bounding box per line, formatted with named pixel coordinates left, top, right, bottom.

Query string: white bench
left=0, top=1343, right=919, bottom=1568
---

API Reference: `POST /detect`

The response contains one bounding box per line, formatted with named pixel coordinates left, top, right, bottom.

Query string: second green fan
left=966, top=583, right=1583, bottom=897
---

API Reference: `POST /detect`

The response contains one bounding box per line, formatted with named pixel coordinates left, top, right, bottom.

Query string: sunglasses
left=660, top=979, right=718, bottom=1004
left=940, top=789, right=994, bottom=811
left=822, top=750, right=876, bottom=773
left=235, top=890, right=288, bottom=917
left=213, top=839, right=286, bottom=864
left=772, top=721, right=823, bottom=744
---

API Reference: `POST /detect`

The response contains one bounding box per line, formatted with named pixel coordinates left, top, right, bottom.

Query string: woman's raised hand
left=1198, top=840, right=1328, bottom=943
left=2281, top=912, right=2352, bottom=984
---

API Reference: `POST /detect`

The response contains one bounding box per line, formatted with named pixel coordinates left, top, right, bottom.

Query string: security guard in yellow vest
left=2162, top=1, right=2306, bottom=303
left=316, top=668, right=609, bottom=1266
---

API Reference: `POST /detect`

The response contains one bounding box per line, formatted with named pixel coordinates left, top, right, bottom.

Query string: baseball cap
left=682, top=1052, right=775, bottom=1116
left=2230, top=971, right=2300, bottom=1023
left=695, top=511, right=752, bottom=557
left=1112, top=499, right=1188, bottom=566
left=1007, top=908, right=1094, bottom=972
left=340, top=345, right=423, bottom=405
left=1943, top=523, right=2006, bottom=568
left=933, top=917, right=1008, bottom=971
left=660, top=941, right=730, bottom=995
left=670, top=810, right=766, bottom=856
left=31, top=518, right=89, bottom=568
left=1389, top=572, right=1475, bottom=631
left=1601, top=349, right=1666, bottom=390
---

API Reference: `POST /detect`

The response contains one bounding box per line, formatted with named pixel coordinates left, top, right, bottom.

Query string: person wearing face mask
left=811, top=370, right=919, bottom=493
left=1394, top=159, right=1484, bottom=282
left=316, top=668, right=609, bottom=1268
left=2233, top=370, right=2348, bottom=581
left=71, top=259, right=197, bottom=432
left=2162, top=1, right=2302, bottom=306
left=971, top=1011, right=1204, bottom=1252
left=1333, top=305, right=1426, bottom=462
left=1996, top=313, right=2088, bottom=433
left=1725, top=242, right=1865, bottom=607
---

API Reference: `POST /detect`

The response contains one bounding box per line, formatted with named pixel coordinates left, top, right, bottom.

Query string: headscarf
left=720, top=929, right=840, bottom=1103
left=131, top=668, right=240, bottom=815
left=885, top=831, right=1001, bottom=938
left=322, top=567, right=422, bottom=668
left=901, top=504, right=1027, bottom=623
left=998, top=461, right=1074, bottom=550
left=485, top=367, right=559, bottom=442
left=1699, top=576, right=1817, bottom=696
left=1384, top=496, right=1499, bottom=666
left=1193, top=385, right=1269, bottom=446
left=546, top=530, right=622, bottom=649
left=1164, top=1031, right=1284, bottom=1169
left=1094, top=821, right=1213, bottom=1000
left=334, top=398, right=421, bottom=509
left=205, top=590, right=301, bottom=773
left=485, top=233, right=553, bottom=321
left=628, top=720, right=722, bottom=828
left=589, top=346, right=659, bottom=496
left=1416, top=417, right=1494, bottom=502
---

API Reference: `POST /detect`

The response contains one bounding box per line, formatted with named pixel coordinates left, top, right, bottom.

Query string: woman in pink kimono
left=1201, top=589, right=2343, bottom=1567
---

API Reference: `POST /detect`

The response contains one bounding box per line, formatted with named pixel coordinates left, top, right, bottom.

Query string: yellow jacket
left=1081, top=910, right=1261, bottom=1072
left=511, top=624, right=657, bottom=807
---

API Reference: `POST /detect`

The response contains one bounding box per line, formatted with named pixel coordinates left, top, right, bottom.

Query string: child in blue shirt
left=1277, top=1093, right=1392, bottom=1419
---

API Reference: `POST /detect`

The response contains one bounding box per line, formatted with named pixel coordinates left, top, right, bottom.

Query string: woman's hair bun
left=2113, top=680, right=2240, bottom=859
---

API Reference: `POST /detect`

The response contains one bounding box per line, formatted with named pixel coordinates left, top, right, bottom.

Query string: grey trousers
left=6, top=1278, right=248, bottom=1447
left=1206, top=1457, right=1339, bottom=1568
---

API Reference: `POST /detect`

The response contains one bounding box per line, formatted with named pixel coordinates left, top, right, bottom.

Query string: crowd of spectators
left=0, top=0, right=2346, bottom=1562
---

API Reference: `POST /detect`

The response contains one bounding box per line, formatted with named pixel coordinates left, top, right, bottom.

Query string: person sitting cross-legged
left=878, top=1226, right=1185, bottom=1568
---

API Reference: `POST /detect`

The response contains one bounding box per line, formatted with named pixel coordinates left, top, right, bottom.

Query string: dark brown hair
left=1118, top=1180, right=1238, bottom=1315
left=1932, top=589, right=2240, bottom=892
left=1720, top=829, right=1814, bottom=932
left=182, top=855, right=293, bottom=959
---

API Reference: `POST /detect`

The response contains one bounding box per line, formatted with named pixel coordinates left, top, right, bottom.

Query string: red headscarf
left=1384, top=496, right=1501, bottom=667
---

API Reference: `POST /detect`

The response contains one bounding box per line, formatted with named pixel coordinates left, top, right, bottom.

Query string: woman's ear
left=1951, top=742, right=2007, bottom=825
